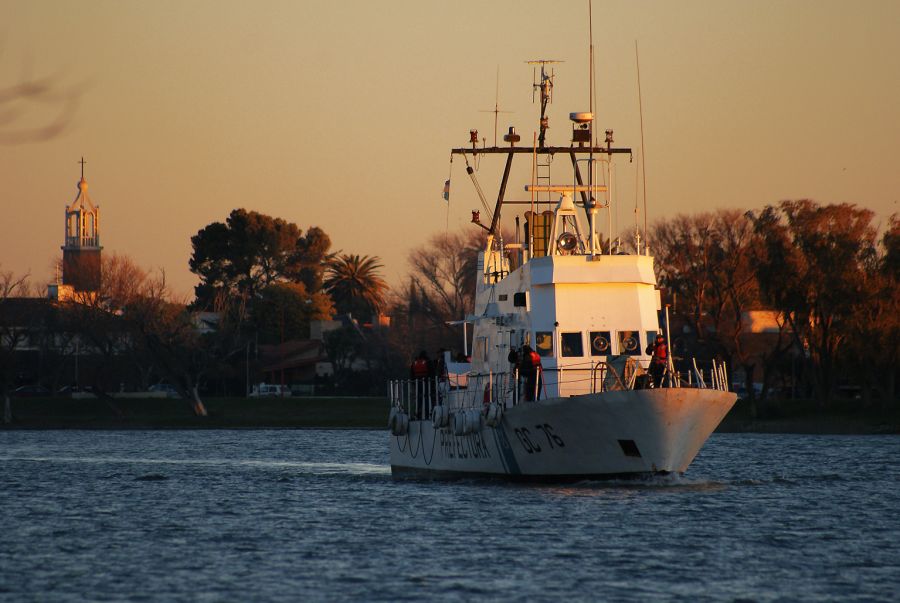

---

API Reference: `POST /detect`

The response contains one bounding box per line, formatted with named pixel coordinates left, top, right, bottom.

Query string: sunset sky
left=2, top=0, right=898, bottom=298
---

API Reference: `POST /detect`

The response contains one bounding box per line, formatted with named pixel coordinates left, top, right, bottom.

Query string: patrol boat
left=388, top=62, right=736, bottom=481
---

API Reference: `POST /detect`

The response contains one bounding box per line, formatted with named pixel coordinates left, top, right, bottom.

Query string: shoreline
left=716, top=418, right=900, bottom=435
left=1, top=396, right=389, bottom=431
left=2, top=396, right=898, bottom=435
left=715, top=398, right=900, bottom=435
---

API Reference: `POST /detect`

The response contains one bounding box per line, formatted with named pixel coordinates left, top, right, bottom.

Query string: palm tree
left=324, top=254, right=388, bottom=320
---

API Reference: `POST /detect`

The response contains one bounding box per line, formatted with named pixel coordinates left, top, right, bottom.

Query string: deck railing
left=387, top=359, right=730, bottom=416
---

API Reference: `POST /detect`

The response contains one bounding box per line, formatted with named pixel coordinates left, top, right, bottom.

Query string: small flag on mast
left=442, top=179, right=450, bottom=202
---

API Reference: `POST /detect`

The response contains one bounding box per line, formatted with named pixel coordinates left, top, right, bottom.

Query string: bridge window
left=560, top=332, right=583, bottom=357
left=535, top=331, right=553, bottom=357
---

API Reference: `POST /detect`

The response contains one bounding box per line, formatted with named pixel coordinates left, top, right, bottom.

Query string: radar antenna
left=527, top=59, right=562, bottom=148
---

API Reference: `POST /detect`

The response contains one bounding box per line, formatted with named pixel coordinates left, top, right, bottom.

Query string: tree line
left=0, top=206, right=484, bottom=419
left=0, top=208, right=395, bottom=419
left=651, top=201, right=898, bottom=406
left=2, top=201, right=896, bottom=422
left=391, top=201, right=899, bottom=410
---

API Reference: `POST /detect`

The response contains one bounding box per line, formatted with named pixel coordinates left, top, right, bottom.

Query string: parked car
left=149, top=383, right=181, bottom=399
left=13, top=385, right=51, bottom=397
left=249, top=383, right=289, bottom=398
left=58, top=385, right=93, bottom=395
left=734, top=382, right=764, bottom=400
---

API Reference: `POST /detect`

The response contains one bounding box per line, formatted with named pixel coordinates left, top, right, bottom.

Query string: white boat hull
left=389, top=388, right=736, bottom=481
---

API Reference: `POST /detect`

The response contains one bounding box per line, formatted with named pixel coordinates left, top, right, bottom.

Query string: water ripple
left=0, top=430, right=898, bottom=601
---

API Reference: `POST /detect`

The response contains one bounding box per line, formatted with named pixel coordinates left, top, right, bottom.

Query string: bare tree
left=838, top=214, right=900, bottom=404
left=59, top=254, right=153, bottom=416
left=391, top=229, right=484, bottom=358
left=130, top=282, right=248, bottom=417
left=651, top=210, right=774, bottom=403
left=0, top=267, right=31, bottom=423
left=748, top=200, right=879, bottom=404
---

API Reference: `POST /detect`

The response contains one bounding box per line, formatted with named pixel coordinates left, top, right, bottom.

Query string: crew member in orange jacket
left=410, top=351, right=433, bottom=418
left=646, top=334, right=668, bottom=388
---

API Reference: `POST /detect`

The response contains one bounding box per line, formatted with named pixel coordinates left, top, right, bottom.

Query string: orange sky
left=2, top=0, right=898, bottom=298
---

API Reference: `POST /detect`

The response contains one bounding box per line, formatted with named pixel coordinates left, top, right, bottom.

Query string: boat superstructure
left=388, top=61, right=736, bottom=481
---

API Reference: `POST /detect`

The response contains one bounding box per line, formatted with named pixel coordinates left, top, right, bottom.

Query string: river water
left=1, top=430, right=897, bottom=602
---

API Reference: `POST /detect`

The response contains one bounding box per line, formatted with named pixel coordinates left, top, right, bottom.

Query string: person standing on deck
left=520, top=345, right=542, bottom=401
left=435, top=348, right=448, bottom=405
left=410, top=351, right=433, bottom=418
left=646, top=334, right=668, bottom=388
left=507, top=346, right=520, bottom=399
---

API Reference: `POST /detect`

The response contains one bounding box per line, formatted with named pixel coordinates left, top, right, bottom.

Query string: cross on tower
left=78, top=156, right=86, bottom=179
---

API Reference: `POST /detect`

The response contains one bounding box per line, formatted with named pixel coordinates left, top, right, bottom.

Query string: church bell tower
left=61, top=157, right=102, bottom=293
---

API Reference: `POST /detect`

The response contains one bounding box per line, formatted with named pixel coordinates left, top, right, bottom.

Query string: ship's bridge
left=528, top=253, right=656, bottom=286
left=526, top=253, right=660, bottom=388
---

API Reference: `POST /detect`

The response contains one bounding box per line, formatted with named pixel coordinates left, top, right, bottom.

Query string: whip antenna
left=589, top=0, right=595, bottom=141
left=588, top=0, right=597, bottom=251
left=635, top=40, right=648, bottom=252
left=480, top=66, right=513, bottom=147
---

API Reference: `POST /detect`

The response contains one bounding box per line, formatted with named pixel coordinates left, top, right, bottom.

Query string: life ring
left=592, top=335, right=610, bottom=353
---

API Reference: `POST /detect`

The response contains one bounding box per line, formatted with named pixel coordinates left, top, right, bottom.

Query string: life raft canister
left=465, top=408, right=483, bottom=434
left=485, top=402, right=504, bottom=427
left=431, top=404, right=450, bottom=429
left=452, top=411, right=467, bottom=436
left=388, top=407, right=409, bottom=436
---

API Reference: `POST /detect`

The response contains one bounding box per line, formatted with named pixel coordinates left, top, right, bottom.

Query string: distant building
left=257, top=339, right=332, bottom=386
left=50, top=158, right=102, bottom=301
left=741, top=310, right=785, bottom=334
left=310, top=319, right=343, bottom=341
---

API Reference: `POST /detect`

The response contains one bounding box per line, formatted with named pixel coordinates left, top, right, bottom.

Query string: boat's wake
left=2, top=455, right=392, bottom=479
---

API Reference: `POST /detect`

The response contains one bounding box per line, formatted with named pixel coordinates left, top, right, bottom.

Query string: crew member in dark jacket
left=520, top=345, right=542, bottom=401
left=508, top=346, right=520, bottom=400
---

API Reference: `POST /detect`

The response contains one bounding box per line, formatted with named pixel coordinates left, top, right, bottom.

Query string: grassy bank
left=3, top=395, right=898, bottom=434
left=717, top=397, right=900, bottom=435
left=1, top=396, right=390, bottom=429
